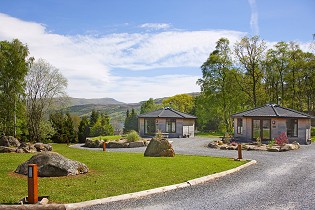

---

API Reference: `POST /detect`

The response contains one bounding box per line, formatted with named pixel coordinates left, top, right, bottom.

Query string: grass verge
left=0, top=144, right=246, bottom=204
left=89, top=135, right=121, bottom=141
left=195, top=131, right=224, bottom=138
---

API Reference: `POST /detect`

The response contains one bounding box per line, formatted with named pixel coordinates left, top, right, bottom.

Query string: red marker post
left=28, top=164, right=38, bottom=204
left=103, top=142, right=106, bottom=152
left=237, top=144, right=242, bottom=160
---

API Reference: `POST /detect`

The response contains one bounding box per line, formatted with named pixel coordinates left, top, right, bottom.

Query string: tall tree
left=140, top=98, right=160, bottom=114
left=78, top=116, right=90, bottom=143
left=90, top=109, right=99, bottom=127
left=197, top=38, right=245, bottom=132
left=25, top=58, right=68, bottom=142
left=124, top=108, right=138, bottom=133
left=49, top=112, right=77, bottom=143
left=234, top=36, right=267, bottom=107
left=162, top=94, right=195, bottom=114
left=0, top=39, right=30, bottom=136
left=263, top=41, right=289, bottom=105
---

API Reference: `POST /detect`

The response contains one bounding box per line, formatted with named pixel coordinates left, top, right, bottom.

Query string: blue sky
left=0, top=0, right=314, bottom=103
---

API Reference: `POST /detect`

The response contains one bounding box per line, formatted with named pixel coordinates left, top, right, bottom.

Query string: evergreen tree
left=123, top=108, right=138, bottom=133
left=78, top=116, right=90, bottom=143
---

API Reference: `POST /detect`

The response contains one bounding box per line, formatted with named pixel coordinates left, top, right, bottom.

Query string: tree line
left=197, top=36, right=315, bottom=133
left=137, top=36, right=315, bottom=134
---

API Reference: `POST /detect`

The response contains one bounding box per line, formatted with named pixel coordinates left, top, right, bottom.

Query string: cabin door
left=252, top=119, right=271, bottom=141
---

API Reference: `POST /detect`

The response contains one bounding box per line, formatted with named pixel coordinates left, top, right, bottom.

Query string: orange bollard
left=237, top=144, right=242, bottom=160
left=103, top=142, right=106, bottom=152
left=28, top=164, right=38, bottom=204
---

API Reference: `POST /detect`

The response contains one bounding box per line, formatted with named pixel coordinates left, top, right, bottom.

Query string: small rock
left=0, top=146, right=17, bottom=153
left=208, top=142, right=219, bottom=149
left=39, top=197, right=49, bottom=205
left=267, top=147, right=280, bottom=152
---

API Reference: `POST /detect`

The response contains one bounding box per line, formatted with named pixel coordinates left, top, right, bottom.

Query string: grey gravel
left=74, top=138, right=315, bottom=210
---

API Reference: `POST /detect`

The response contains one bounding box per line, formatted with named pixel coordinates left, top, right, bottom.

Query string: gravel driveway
left=75, top=137, right=315, bottom=210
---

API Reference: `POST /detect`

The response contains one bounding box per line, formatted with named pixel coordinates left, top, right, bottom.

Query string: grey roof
left=231, top=104, right=314, bottom=119
left=138, top=107, right=197, bottom=119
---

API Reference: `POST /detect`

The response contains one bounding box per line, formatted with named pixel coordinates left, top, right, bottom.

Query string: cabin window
left=166, top=119, right=176, bottom=133
left=237, top=118, right=243, bottom=134
left=287, top=119, right=298, bottom=137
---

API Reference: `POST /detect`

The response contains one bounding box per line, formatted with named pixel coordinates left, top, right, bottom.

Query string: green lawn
left=195, top=131, right=224, bottom=137
left=0, top=144, right=246, bottom=204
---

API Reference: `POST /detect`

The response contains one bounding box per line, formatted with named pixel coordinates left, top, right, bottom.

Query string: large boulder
left=0, top=136, right=20, bottom=147
left=15, top=152, right=89, bottom=177
left=85, top=139, right=104, bottom=148
left=144, top=138, right=175, bottom=157
left=106, top=141, right=128, bottom=148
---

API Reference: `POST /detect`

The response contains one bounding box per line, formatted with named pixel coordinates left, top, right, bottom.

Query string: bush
left=126, top=130, right=140, bottom=142
left=311, top=127, right=315, bottom=136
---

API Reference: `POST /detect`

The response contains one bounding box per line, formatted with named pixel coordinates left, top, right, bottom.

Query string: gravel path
left=74, top=138, right=315, bottom=210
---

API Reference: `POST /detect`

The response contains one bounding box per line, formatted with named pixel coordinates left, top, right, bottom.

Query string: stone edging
left=0, top=160, right=256, bottom=210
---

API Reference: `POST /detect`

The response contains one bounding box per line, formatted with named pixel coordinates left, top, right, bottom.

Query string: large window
left=144, top=119, right=156, bottom=135
left=166, top=119, right=176, bottom=133
left=237, top=118, right=243, bottom=134
left=287, top=119, right=298, bottom=137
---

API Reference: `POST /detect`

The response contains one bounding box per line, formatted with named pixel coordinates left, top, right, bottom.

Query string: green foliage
left=197, top=36, right=315, bottom=134
left=0, top=39, right=30, bottom=136
left=126, top=130, right=140, bottom=142
left=124, top=108, right=138, bottom=133
left=90, top=135, right=121, bottom=141
left=140, top=98, right=161, bottom=114
left=0, top=144, right=246, bottom=204
left=50, top=112, right=78, bottom=144
left=90, top=112, right=114, bottom=137
left=154, top=130, right=163, bottom=139
left=268, top=138, right=275, bottom=148
left=78, top=116, right=90, bottom=143
left=162, top=94, right=195, bottom=114
left=89, top=109, right=99, bottom=127
left=38, top=120, right=55, bottom=143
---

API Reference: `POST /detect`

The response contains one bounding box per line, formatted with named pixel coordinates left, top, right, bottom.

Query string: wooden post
left=237, top=144, right=242, bottom=160
left=28, top=164, right=38, bottom=204
left=103, top=142, right=106, bottom=152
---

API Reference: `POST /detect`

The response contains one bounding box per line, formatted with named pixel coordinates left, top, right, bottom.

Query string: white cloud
left=0, top=13, right=247, bottom=103
left=248, top=0, right=259, bottom=35
left=139, top=23, right=171, bottom=31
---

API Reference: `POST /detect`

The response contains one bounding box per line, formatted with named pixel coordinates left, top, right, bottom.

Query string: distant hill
left=69, top=97, right=124, bottom=106
left=63, top=92, right=200, bottom=131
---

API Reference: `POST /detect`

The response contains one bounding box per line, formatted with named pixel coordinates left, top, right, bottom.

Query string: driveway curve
left=74, top=137, right=315, bottom=210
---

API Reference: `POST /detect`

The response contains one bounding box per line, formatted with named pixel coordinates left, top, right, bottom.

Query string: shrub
left=155, top=130, right=163, bottom=139
left=126, top=130, right=140, bottom=142
left=268, top=138, right=275, bottom=148
left=275, top=132, right=288, bottom=147
left=311, top=127, right=315, bottom=136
